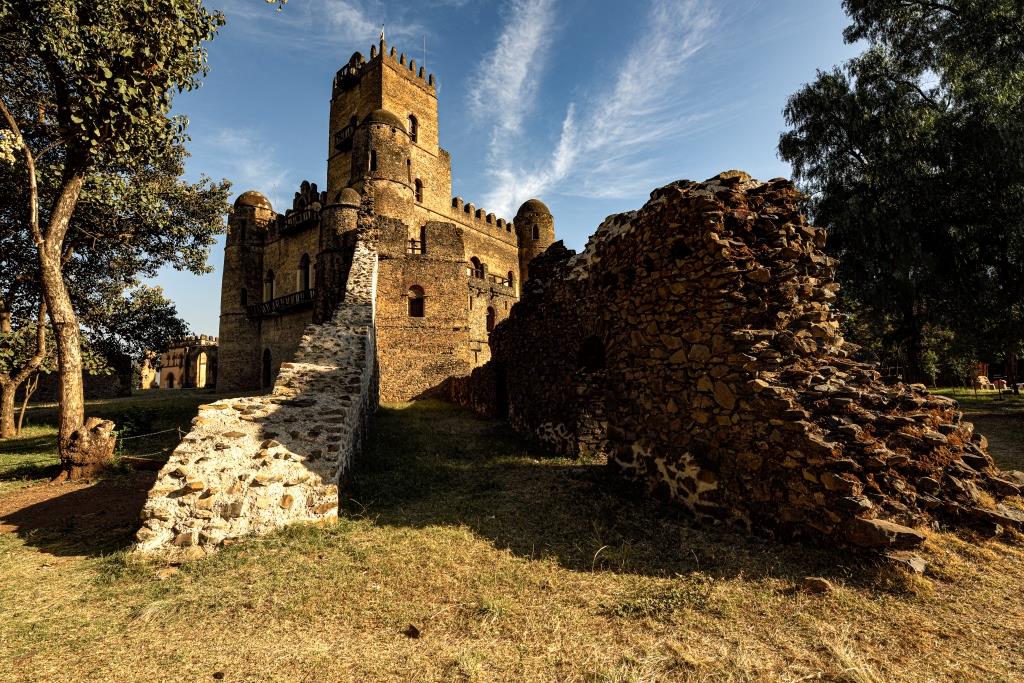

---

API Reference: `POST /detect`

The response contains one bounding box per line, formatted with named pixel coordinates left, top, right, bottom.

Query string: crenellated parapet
left=448, top=196, right=516, bottom=241
left=335, top=39, right=437, bottom=96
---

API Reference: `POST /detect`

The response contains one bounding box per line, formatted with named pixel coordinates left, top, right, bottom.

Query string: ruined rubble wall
left=455, top=172, right=1024, bottom=549
left=134, top=238, right=379, bottom=554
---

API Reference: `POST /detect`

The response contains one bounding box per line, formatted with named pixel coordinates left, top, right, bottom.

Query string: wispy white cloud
left=480, top=0, right=718, bottom=217
left=467, top=0, right=556, bottom=148
left=216, top=0, right=425, bottom=53
left=208, top=128, right=291, bottom=211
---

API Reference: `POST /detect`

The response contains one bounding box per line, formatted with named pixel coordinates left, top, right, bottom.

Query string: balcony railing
left=247, top=288, right=316, bottom=318
left=487, top=274, right=512, bottom=287
left=281, top=207, right=320, bottom=233
left=334, top=125, right=354, bottom=152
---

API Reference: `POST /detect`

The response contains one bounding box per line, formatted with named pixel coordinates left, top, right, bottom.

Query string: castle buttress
left=217, top=40, right=555, bottom=402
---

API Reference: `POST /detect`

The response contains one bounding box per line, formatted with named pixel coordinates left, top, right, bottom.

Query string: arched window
left=408, top=285, right=425, bottom=317
left=469, top=257, right=483, bottom=279
left=532, top=224, right=539, bottom=240
left=408, top=114, right=418, bottom=142
left=196, top=352, right=208, bottom=388
left=369, top=149, right=377, bottom=172
left=507, top=271, right=514, bottom=289
left=240, top=288, right=248, bottom=307
left=415, top=179, right=423, bottom=203
left=298, top=253, right=311, bottom=291
left=238, top=222, right=246, bottom=243
left=262, top=349, right=272, bottom=388
left=486, top=306, right=496, bottom=333
left=264, top=270, right=275, bottom=302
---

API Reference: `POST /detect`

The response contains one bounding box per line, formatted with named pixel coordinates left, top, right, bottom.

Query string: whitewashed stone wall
left=134, top=240, right=379, bottom=555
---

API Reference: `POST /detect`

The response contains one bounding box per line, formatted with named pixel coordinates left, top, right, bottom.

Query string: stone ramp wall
left=134, top=240, right=379, bottom=555
left=453, top=172, right=1024, bottom=551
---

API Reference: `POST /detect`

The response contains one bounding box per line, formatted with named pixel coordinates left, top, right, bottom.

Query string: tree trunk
left=17, top=374, right=38, bottom=435
left=1007, top=347, right=1019, bottom=395
left=0, top=381, right=16, bottom=439
left=37, top=171, right=89, bottom=477
left=56, top=416, right=117, bottom=481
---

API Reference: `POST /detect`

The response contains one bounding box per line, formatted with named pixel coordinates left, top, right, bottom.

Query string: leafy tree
left=779, top=0, right=1024, bottom=387
left=86, top=285, right=190, bottom=364
left=0, top=0, right=225, bottom=476
left=0, top=311, right=109, bottom=437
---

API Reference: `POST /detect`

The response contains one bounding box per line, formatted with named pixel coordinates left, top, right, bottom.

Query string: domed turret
left=234, top=190, right=273, bottom=212
left=516, top=198, right=556, bottom=284
left=350, top=107, right=413, bottom=223
left=363, top=108, right=406, bottom=133
left=335, top=187, right=362, bottom=208
left=516, top=198, right=551, bottom=217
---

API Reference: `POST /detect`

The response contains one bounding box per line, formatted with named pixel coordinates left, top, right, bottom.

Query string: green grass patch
left=935, top=388, right=1024, bottom=470
left=0, top=389, right=256, bottom=492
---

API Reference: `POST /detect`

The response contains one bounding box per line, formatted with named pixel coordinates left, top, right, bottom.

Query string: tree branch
left=0, top=95, right=42, bottom=246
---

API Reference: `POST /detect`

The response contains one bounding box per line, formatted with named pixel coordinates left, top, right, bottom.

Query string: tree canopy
left=0, top=0, right=226, bottom=472
left=779, top=0, right=1024, bottom=384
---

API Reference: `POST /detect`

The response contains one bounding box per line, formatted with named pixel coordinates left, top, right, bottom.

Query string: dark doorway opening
left=262, top=348, right=272, bottom=388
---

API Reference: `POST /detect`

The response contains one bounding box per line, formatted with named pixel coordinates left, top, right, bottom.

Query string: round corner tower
left=315, top=187, right=362, bottom=322
left=218, top=190, right=273, bottom=391
left=350, top=108, right=414, bottom=224
left=516, top=198, right=555, bottom=283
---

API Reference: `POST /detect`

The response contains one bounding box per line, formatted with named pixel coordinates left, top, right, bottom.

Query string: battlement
left=169, top=335, right=218, bottom=348
left=371, top=39, right=437, bottom=88
left=449, top=196, right=514, bottom=235
left=335, top=39, right=437, bottom=95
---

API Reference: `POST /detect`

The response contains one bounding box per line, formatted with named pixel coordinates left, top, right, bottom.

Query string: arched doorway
left=264, top=270, right=275, bottom=302
left=486, top=306, right=496, bottom=333
left=408, top=285, right=425, bottom=317
left=165, top=373, right=175, bottom=389
left=196, top=352, right=208, bottom=388
left=298, top=253, right=311, bottom=292
left=262, top=349, right=272, bottom=388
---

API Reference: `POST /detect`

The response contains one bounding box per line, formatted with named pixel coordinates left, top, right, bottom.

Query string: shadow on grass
left=0, top=471, right=155, bottom=557
left=345, top=400, right=886, bottom=586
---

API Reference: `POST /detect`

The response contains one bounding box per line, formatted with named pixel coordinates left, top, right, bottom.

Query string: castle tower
left=327, top=41, right=441, bottom=218
left=350, top=109, right=414, bottom=225
left=315, top=187, right=362, bottom=322
left=218, top=191, right=273, bottom=391
left=515, top=198, right=555, bottom=283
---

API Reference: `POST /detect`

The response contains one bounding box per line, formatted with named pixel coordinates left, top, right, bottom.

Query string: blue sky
left=155, top=0, right=861, bottom=335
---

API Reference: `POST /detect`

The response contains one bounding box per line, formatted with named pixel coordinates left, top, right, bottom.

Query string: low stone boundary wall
left=134, top=240, right=378, bottom=555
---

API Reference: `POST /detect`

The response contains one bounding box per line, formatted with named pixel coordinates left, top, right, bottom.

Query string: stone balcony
left=247, top=288, right=316, bottom=318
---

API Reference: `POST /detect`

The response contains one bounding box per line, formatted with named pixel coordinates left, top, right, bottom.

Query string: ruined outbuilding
left=450, top=171, right=1024, bottom=549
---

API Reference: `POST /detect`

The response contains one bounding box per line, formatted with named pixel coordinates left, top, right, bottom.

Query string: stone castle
left=218, top=40, right=554, bottom=403
left=135, top=43, right=1024, bottom=557
left=140, top=335, right=218, bottom=390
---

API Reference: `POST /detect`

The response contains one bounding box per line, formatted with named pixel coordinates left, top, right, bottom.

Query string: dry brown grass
left=1, top=400, right=1023, bottom=682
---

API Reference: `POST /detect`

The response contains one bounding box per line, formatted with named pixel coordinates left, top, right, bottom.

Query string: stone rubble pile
left=453, top=171, right=1024, bottom=550
left=134, top=240, right=379, bottom=555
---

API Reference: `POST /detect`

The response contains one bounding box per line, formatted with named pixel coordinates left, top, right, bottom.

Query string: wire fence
left=114, top=425, right=187, bottom=460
